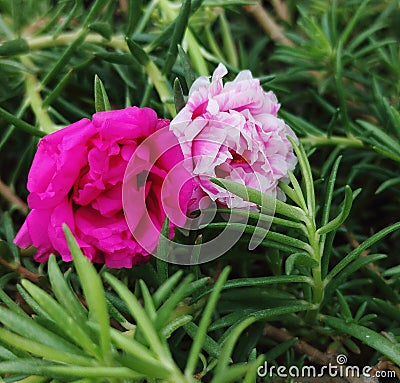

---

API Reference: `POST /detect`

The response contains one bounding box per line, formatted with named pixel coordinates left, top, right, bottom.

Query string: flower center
left=229, top=149, right=247, bottom=165
left=191, top=100, right=208, bottom=120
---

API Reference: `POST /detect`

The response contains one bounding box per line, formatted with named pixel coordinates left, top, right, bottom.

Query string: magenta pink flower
left=122, top=126, right=196, bottom=255
left=14, top=107, right=190, bottom=268
left=170, top=63, right=298, bottom=208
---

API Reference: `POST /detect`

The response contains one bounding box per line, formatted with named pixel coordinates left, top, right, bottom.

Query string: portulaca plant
left=0, top=0, right=399, bottom=381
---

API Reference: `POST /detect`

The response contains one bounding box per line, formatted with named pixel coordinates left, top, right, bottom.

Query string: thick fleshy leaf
left=94, top=75, right=111, bottom=112
left=63, top=225, right=111, bottom=361
left=322, top=315, right=400, bottom=365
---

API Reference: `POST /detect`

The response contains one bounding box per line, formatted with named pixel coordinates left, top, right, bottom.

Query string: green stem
left=334, top=42, right=351, bottom=135
left=22, top=57, right=56, bottom=134
left=28, top=32, right=127, bottom=51
left=300, top=135, right=364, bottom=148
left=205, top=26, right=226, bottom=63
left=304, top=217, right=324, bottom=323
left=145, top=61, right=175, bottom=116
left=170, top=371, right=196, bottom=383
left=185, top=29, right=209, bottom=76
left=219, top=12, right=238, bottom=67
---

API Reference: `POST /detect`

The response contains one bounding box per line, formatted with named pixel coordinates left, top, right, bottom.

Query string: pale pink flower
left=170, top=63, right=298, bottom=208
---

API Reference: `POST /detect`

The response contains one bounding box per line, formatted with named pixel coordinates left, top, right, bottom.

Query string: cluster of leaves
left=0, top=226, right=264, bottom=382
left=0, top=0, right=399, bottom=381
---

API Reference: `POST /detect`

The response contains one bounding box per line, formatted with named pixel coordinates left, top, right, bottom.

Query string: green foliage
left=0, top=228, right=260, bottom=382
left=211, top=139, right=399, bottom=328
left=94, top=75, right=111, bottom=112
left=0, top=0, right=400, bottom=380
